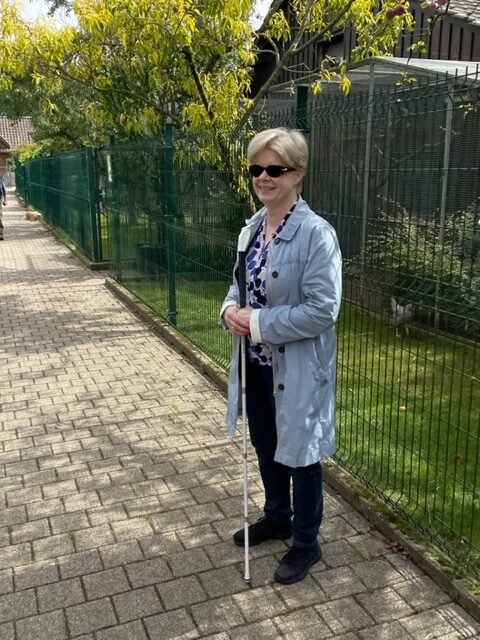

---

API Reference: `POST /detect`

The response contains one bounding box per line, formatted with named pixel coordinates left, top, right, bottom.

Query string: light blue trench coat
left=220, top=197, right=342, bottom=468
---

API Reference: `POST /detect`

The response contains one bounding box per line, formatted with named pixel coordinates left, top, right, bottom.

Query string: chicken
left=391, top=297, right=414, bottom=337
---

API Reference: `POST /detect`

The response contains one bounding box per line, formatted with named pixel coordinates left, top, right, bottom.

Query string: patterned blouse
left=246, top=202, right=296, bottom=365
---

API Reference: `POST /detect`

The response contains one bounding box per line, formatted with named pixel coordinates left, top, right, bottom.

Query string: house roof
left=0, top=116, right=33, bottom=150
left=446, top=0, right=480, bottom=26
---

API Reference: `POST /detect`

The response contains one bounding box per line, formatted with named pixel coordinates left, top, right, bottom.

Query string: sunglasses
left=248, top=164, right=295, bottom=178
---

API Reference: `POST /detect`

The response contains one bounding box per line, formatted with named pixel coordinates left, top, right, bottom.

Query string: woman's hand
left=223, top=304, right=252, bottom=336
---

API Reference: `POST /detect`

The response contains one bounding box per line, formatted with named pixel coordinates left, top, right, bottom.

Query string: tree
left=1, top=0, right=413, bottom=142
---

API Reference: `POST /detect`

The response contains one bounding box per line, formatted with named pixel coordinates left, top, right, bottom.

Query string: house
left=253, top=0, right=480, bottom=96
left=0, top=116, right=33, bottom=183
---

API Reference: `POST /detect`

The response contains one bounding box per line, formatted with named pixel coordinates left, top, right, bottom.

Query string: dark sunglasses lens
left=248, top=165, right=288, bottom=177
left=266, top=165, right=284, bottom=177
left=248, top=165, right=263, bottom=177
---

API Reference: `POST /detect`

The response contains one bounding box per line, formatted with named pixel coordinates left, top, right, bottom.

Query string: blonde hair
left=247, top=127, right=308, bottom=169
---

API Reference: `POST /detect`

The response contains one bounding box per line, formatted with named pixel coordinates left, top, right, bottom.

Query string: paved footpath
left=1, top=189, right=479, bottom=640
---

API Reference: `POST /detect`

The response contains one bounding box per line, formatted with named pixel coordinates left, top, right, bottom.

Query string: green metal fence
left=16, top=148, right=105, bottom=262
left=16, top=73, right=480, bottom=579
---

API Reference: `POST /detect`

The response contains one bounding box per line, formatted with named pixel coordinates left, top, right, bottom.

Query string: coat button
left=274, top=238, right=280, bottom=245
left=279, top=346, right=285, bottom=353
left=272, top=271, right=278, bottom=278
left=278, top=383, right=285, bottom=391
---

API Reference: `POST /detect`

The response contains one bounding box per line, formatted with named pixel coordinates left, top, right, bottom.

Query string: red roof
left=0, top=116, right=33, bottom=150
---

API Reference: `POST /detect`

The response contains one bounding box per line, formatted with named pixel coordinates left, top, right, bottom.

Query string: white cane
left=237, top=226, right=251, bottom=583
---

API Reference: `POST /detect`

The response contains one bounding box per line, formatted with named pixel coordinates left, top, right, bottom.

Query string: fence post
left=86, top=147, right=102, bottom=263
left=164, top=121, right=177, bottom=326
left=296, top=85, right=309, bottom=131
left=435, top=91, right=454, bottom=329
left=360, top=63, right=375, bottom=276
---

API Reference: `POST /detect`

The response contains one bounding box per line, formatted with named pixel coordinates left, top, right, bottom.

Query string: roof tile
left=0, top=116, right=33, bottom=149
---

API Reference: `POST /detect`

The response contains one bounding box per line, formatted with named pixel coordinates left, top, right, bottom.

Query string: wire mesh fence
left=16, top=148, right=105, bottom=262
left=16, top=72, right=480, bottom=579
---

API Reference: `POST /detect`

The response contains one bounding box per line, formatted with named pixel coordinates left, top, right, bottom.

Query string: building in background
left=0, top=116, right=33, bottom=185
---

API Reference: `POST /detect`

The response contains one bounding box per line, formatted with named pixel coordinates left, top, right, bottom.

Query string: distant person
left=221, top=127, right=342, bottom=584
left=0, top=173, right=6, bottom=241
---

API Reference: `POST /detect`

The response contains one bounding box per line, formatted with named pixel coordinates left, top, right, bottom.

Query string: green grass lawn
left=123, top=274, right=480, bottom=574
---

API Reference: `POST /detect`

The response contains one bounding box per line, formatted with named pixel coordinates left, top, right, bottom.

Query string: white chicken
left=391, top=297, right=414, bottom=337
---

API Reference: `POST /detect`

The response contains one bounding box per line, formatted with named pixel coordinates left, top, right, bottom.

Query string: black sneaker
left=274, top=542, right=322, bottom=584
left=233, top=517, right=292, bottom=547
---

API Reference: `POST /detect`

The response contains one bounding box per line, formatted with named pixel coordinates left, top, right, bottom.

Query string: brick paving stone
left=313, top=565, right=366, bottom=599
left=393, top=575, right=451, bottom=611
left=15, top=610, right=67, bottom=640
left=23, top=470, right=57, bottom=487
left=191, top=597, right=244, bottom=636
left=0, top=571, right=12, bottom=597
left=100, top=540, right=144, bottom=568
left=87, top=504, right=127, bottom=526
left=14, top=560, right=59, bottom=591
left=124, top=557, right=172, bottom=587
left=58, top=549, right=103, bottom=579
left=433, top=603, right=480, bottom=637
left=228, top=620, right=280, bottom=639
left=138, top=532, right=183, bottom=558
left=0, top=544, right=32, bottom=570
left=11, top=518, right=51, bottom=544
left=144, top=609, right=199, bottom=640
left=360, top=620, right=414, bottom=640
left=37, top=577, right=85, bottom=612
left=199, top=566, right=249, bottom=599
left=66, top=598, right=117, bottom=636
left=112, top=586, right=163, bottom=623
left=233, top=585, right=287, bottom=623
left=356, top=586, right=415, bottom=623
left=27, top=498, right=64, bottom=521
left=277, top=574, right=327, bottom=608
left=351, top=558, right=405, bottom=590
left=82, top=567, right=130, bottom=600
left=321, top=539, right=364, bottom=568
left=33, top=533, right=75, bottom=561
left=0, top=623, right=14, bottom=640
left=111, top=517, right=154, bottom=542
left=157, top=576, right=207, bottom=610
left=74, top=524, right=115, bottom=551
left=0, top=590, right=37, bottom=623
left=316, top=596, right=375, bottom=634
left=49, top=511, right=89, bottom=535
left=0, top=506, right=26, bottom=528
left=96, top=620, right=148, bottom=640
left=272, top=609, right=328, bottom=638
left=167, top=548, right=214, bottom=578
left=63, top=490, right=101, bottom=513
left=76, top=473, right=111, bottom=493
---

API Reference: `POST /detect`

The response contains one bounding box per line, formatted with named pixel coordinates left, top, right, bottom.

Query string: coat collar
left=243, top=196, right=309, bottom=244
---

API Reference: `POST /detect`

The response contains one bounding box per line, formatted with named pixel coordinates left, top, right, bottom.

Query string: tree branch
left=181, top=45, right=214, bottom=122
left=292, top=0, right=356, bottom=55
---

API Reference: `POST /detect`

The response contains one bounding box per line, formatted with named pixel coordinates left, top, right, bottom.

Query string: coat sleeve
left=219, top=281, right=239, bottom=330
left=250, top=222, right=342, bottom=345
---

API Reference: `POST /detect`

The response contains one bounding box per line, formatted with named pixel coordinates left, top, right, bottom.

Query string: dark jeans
left=245, top=358, right=323, bottom=549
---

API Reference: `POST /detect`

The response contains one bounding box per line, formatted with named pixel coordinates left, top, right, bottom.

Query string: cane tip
left=244, top=575, right=251, bottom=583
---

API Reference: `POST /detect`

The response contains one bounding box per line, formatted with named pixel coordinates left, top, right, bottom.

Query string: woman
left=220, top=127, right=342, bottom=585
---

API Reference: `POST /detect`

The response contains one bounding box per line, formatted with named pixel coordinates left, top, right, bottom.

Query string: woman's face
left=250, top=148, right=305, bottom=212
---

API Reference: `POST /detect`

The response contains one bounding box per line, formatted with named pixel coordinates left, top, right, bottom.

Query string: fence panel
left=16, top=149, right=105, bottom=262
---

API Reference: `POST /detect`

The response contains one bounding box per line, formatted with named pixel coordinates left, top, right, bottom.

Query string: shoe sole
left=273, top=550, right=322, bottom=585
left=234, top=532, right=292, bottom=548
